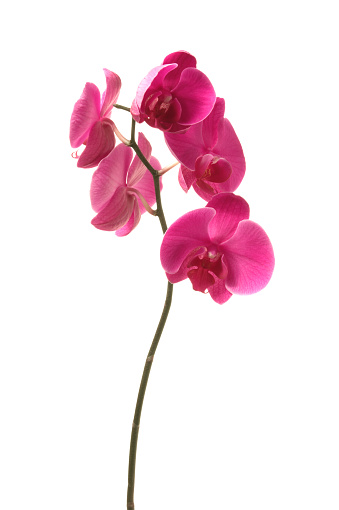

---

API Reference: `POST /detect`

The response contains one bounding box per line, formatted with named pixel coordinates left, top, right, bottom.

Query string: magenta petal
left=194, top=180, right=215, bottom=199
left=165, top=122, right=204, bottom=170
left=127, top=132, right=152, bottom=187
left=130, top=97, right=140, bottom=122
left=191, top=180, right=229, bottom=202
left=173, top=68, right=216, bottom=125
left=208, top=280, right=233, bottom=304
left=91, top=187, right=134, bottom=231
left=166, top=270, right=186, bottom=284
left=100, top=69, right=122, bottom=118
left=77, top=118, right=115, bottom=169
left=213, top=118, right=246, bottom=192
left=70, top=82, right=101, bottom=148
left=162, top=51, right=197, bottom=90
left=160, top=208, right=214, bottom=274
left=202, top=97, right=225, bottom=150
left=165, top=247, right=206, bottom=283
left=115, top=199, right=141, bottom=237
left=149, top=155, right=161, bottom=173
left=221, top=220, right=275, bottom=295
left=90, top=143, right=133, bottom=212
left=178, top=165, right=195, bottom=192
left=150, top=156, right=162, bottom=173
left=207, top=193, right=250, bottom=244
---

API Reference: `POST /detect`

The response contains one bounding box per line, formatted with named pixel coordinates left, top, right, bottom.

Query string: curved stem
left=127, top=281, right=173, bottom=509
left=126, top=116, right=172, bottom=508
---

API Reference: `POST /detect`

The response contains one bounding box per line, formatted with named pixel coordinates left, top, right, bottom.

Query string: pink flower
left=165, top=98, right=246, bottom=200
left=131, top=51, right=216, bottom=133
left=70, top=69, right=121, bottom=168
left=160, top=193, right=274, bottom=304
left=90, top=133, right=162, bottom=236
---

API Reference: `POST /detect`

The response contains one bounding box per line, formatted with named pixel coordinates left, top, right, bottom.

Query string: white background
left=1, top=1, right=338, bottom=509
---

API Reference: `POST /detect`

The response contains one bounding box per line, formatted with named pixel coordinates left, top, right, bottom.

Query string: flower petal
left=178, top=165, right=195, bottom=192
left=90, top=143, right=133, bottom=212
left=160, top=208, right=214, bottom=274
left=91, top=187, right=134, bottom=231
left=115, top=199, right=141, bottom=237
left=165, top=247, right=206, bottom=283
left=208, top=279, right=233, bottom=304
left=70, top=82, right=100, bottom=148
left=191, top=179, right=235, bottom=201
left=77, top=118, right=116, bottom=169
left=130, top=97, right=140, bottom=122
left=165, top=122, right=204, bottom=170
left=172, top=68, right=216, bottom=125
left=100, top=69, right=122, bottom=118
left=127, top=132, right=152, bottom=187
left=149, top=155, right=161, bottom=172
left=202, top=97, right=225, bottom=150
left=207, top=193, right=250, bottom=244
left=162, top=51, right=197, bottom=90
left=221, top=221, right=275, bottom=295
left=194, top=179, right=215, bottom=198
left=212, top=118, right=246, bottom=192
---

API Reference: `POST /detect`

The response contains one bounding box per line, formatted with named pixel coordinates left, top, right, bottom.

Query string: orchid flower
left=165, top=98, right=246, bottom=200
left=90, top=133, right=161, bottom=236
left=131, top=51, right=216, bottom=133
left=70, top=69, right=121, bottom=168
left=160, top=193, right=274, bottom=304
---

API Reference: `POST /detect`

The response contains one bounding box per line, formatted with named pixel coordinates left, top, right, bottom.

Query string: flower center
left=144, top=90, right=181, bottom=130
left=186, top=248, right=227, bottom=293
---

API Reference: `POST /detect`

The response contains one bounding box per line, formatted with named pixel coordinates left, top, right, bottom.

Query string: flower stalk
left=127, top=280, right=173, bottom=509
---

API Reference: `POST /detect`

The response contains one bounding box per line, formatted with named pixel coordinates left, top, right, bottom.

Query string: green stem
left=113, top=103, right=131, bottom=112
left=127, top=281, right=173, bottom=509
left=126, top=116, right=172, bottom=508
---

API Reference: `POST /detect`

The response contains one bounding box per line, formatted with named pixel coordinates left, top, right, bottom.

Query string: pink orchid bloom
left=165, top=98, right=246, bottom=200
left=90, top=133, right=162, bottom=236
left=70, top=69, right=121, bottom=168
left=131, top=51, right=216, bottom=133
left=160, top=193, right=274, bottom=304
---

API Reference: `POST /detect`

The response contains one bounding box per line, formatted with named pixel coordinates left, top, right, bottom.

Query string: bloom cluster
left=70, top=51, right=274, bottom=303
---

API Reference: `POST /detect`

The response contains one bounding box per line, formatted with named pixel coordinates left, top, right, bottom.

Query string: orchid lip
left=185, top=245, right=227, bottom=293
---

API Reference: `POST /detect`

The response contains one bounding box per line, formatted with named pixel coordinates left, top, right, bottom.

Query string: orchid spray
left=70, top=50, right=275, bottom=509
